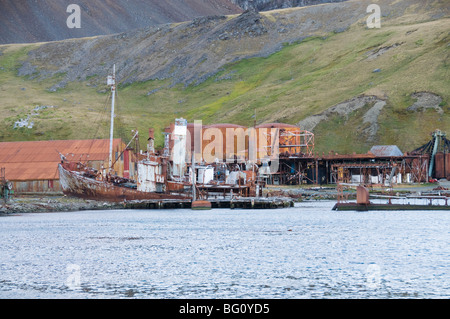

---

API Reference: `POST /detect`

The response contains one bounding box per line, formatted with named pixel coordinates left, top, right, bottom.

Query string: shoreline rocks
left=0, top=196, right=123, bottom=215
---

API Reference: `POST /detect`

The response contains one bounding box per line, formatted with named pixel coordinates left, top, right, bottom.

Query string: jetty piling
left=123, top=197, right=294, bottom=210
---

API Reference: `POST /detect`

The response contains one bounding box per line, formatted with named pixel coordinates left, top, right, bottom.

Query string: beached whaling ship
left=58, top=156, right=189, bottom=202
left=58, top=66, right=261, bottom=203
left=58, top=66, right=187, bottom=201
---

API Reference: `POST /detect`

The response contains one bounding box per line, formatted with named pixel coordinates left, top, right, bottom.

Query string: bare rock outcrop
left=230, top=0, right=347, bottom=11
left=407, top=92, right=444, bottom=115
left=297, top=95, right=385, bottom=132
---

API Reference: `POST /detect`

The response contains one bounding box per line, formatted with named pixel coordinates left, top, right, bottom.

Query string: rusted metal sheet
left=242, top=170, right=256, bottom=183
left=191, top=200, right=212, bottom=210
left=356, top=186, right=370, bottom=204
left=0, top=139, right=136, bottom=182
left=137, top=161, right=158, bottom=192
left=447, top=153, right=450, bottom=179
left=167, top=181, right=185, bottom=191
left=12, top=180, right=61, bottom=193
left=435, top=152, right=450, bottom=179
left=136, top=154, right=166, bottom=193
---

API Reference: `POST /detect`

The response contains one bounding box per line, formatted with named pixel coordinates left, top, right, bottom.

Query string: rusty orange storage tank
left=202, top=123, right=248, bottom=163
left=167, top=122, right=248, bottom=164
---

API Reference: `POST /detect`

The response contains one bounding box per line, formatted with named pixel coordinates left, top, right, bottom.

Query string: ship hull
left=58, top=164, right=188, bottom=202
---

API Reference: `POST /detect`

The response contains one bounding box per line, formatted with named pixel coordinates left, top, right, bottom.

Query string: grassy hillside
left=0, top=0, right=448, bottom=154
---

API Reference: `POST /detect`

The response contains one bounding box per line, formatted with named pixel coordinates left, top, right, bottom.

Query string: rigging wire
left=81, top=91, right=111, bottom=164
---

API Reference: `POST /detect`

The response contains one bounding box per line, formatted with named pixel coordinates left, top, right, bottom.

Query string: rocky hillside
left=230, top=0, right=347, bottom=11
left=0, top=0, right=448, bottom=154
left=0, top=0, right=242, bottom=44
left=13, top=0, right=414, bottom=86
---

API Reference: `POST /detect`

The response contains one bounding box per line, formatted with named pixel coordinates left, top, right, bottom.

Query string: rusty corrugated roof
left=0, top=139, right=123, bottom=181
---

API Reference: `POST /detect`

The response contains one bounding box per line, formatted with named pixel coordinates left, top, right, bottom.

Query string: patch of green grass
left=0, top=15, right=448, bottom=154
left=0, top=45, right=33, bottom=71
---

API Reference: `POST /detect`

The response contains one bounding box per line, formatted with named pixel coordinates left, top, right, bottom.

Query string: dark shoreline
left=2, top=182, right=448, bottom=214
left=0, top=196, right=125, bottom=215
left=0, top=195, right=297, bottom=214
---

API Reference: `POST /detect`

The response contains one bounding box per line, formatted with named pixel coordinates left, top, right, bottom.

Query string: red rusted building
left=0, top=139, right=136, bottom=194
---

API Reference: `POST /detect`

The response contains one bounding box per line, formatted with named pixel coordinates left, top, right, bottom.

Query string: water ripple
left=1, top=202, right=449, bottom=298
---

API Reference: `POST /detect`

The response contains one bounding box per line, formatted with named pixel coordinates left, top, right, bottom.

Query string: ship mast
left=107, top=65, right=116, bottom=173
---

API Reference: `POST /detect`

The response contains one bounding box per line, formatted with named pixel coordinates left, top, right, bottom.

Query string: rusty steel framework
left=329, top=157, right=429, bottom=186
left=280, top=129, right=315, bottom=158
left=330, top=162, right=396, bottom=185
left=269, top=151, right=430, bottom=186
left=261, top=128, right=315, bottom=158
left=404, top=155, right=429, bottom=183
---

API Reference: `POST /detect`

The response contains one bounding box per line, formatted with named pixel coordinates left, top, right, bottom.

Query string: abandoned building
left=0, top=139, right=136, bottom=194
left=0, top=123, right=446, bottom=195
left=163, top=120, right=437, bottom=186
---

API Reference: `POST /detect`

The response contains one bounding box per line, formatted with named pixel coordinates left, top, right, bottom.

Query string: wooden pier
left=122, top=197, right=294, bottom=210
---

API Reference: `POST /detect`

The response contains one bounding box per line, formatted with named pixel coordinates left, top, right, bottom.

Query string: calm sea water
left=0, top=201, right=449, bottom=299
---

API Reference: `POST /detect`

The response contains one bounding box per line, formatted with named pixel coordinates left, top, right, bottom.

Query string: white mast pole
left=108, top=64, right=116, bottom=172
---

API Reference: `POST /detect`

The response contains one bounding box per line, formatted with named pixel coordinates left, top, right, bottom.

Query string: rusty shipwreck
left=58, top=66, right=261, bottom=202
left=58, top=65, right=187, bottom=201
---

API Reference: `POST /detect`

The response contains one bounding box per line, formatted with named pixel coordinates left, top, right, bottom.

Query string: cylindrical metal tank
left=202, top=123, right=248, bottom=163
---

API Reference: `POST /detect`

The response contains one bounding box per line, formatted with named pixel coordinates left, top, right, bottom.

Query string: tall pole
left=109, top=64, right=116, bottom=172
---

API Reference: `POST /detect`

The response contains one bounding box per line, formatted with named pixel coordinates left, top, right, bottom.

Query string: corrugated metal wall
left=12, top=180, right=61, bottom=194
left=435, top=152, right=450, bottom=179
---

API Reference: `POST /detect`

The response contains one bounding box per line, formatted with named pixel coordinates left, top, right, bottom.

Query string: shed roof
left=369, top=145, right=403, bottom=157
left=0, top=139, right=123, bottom=181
